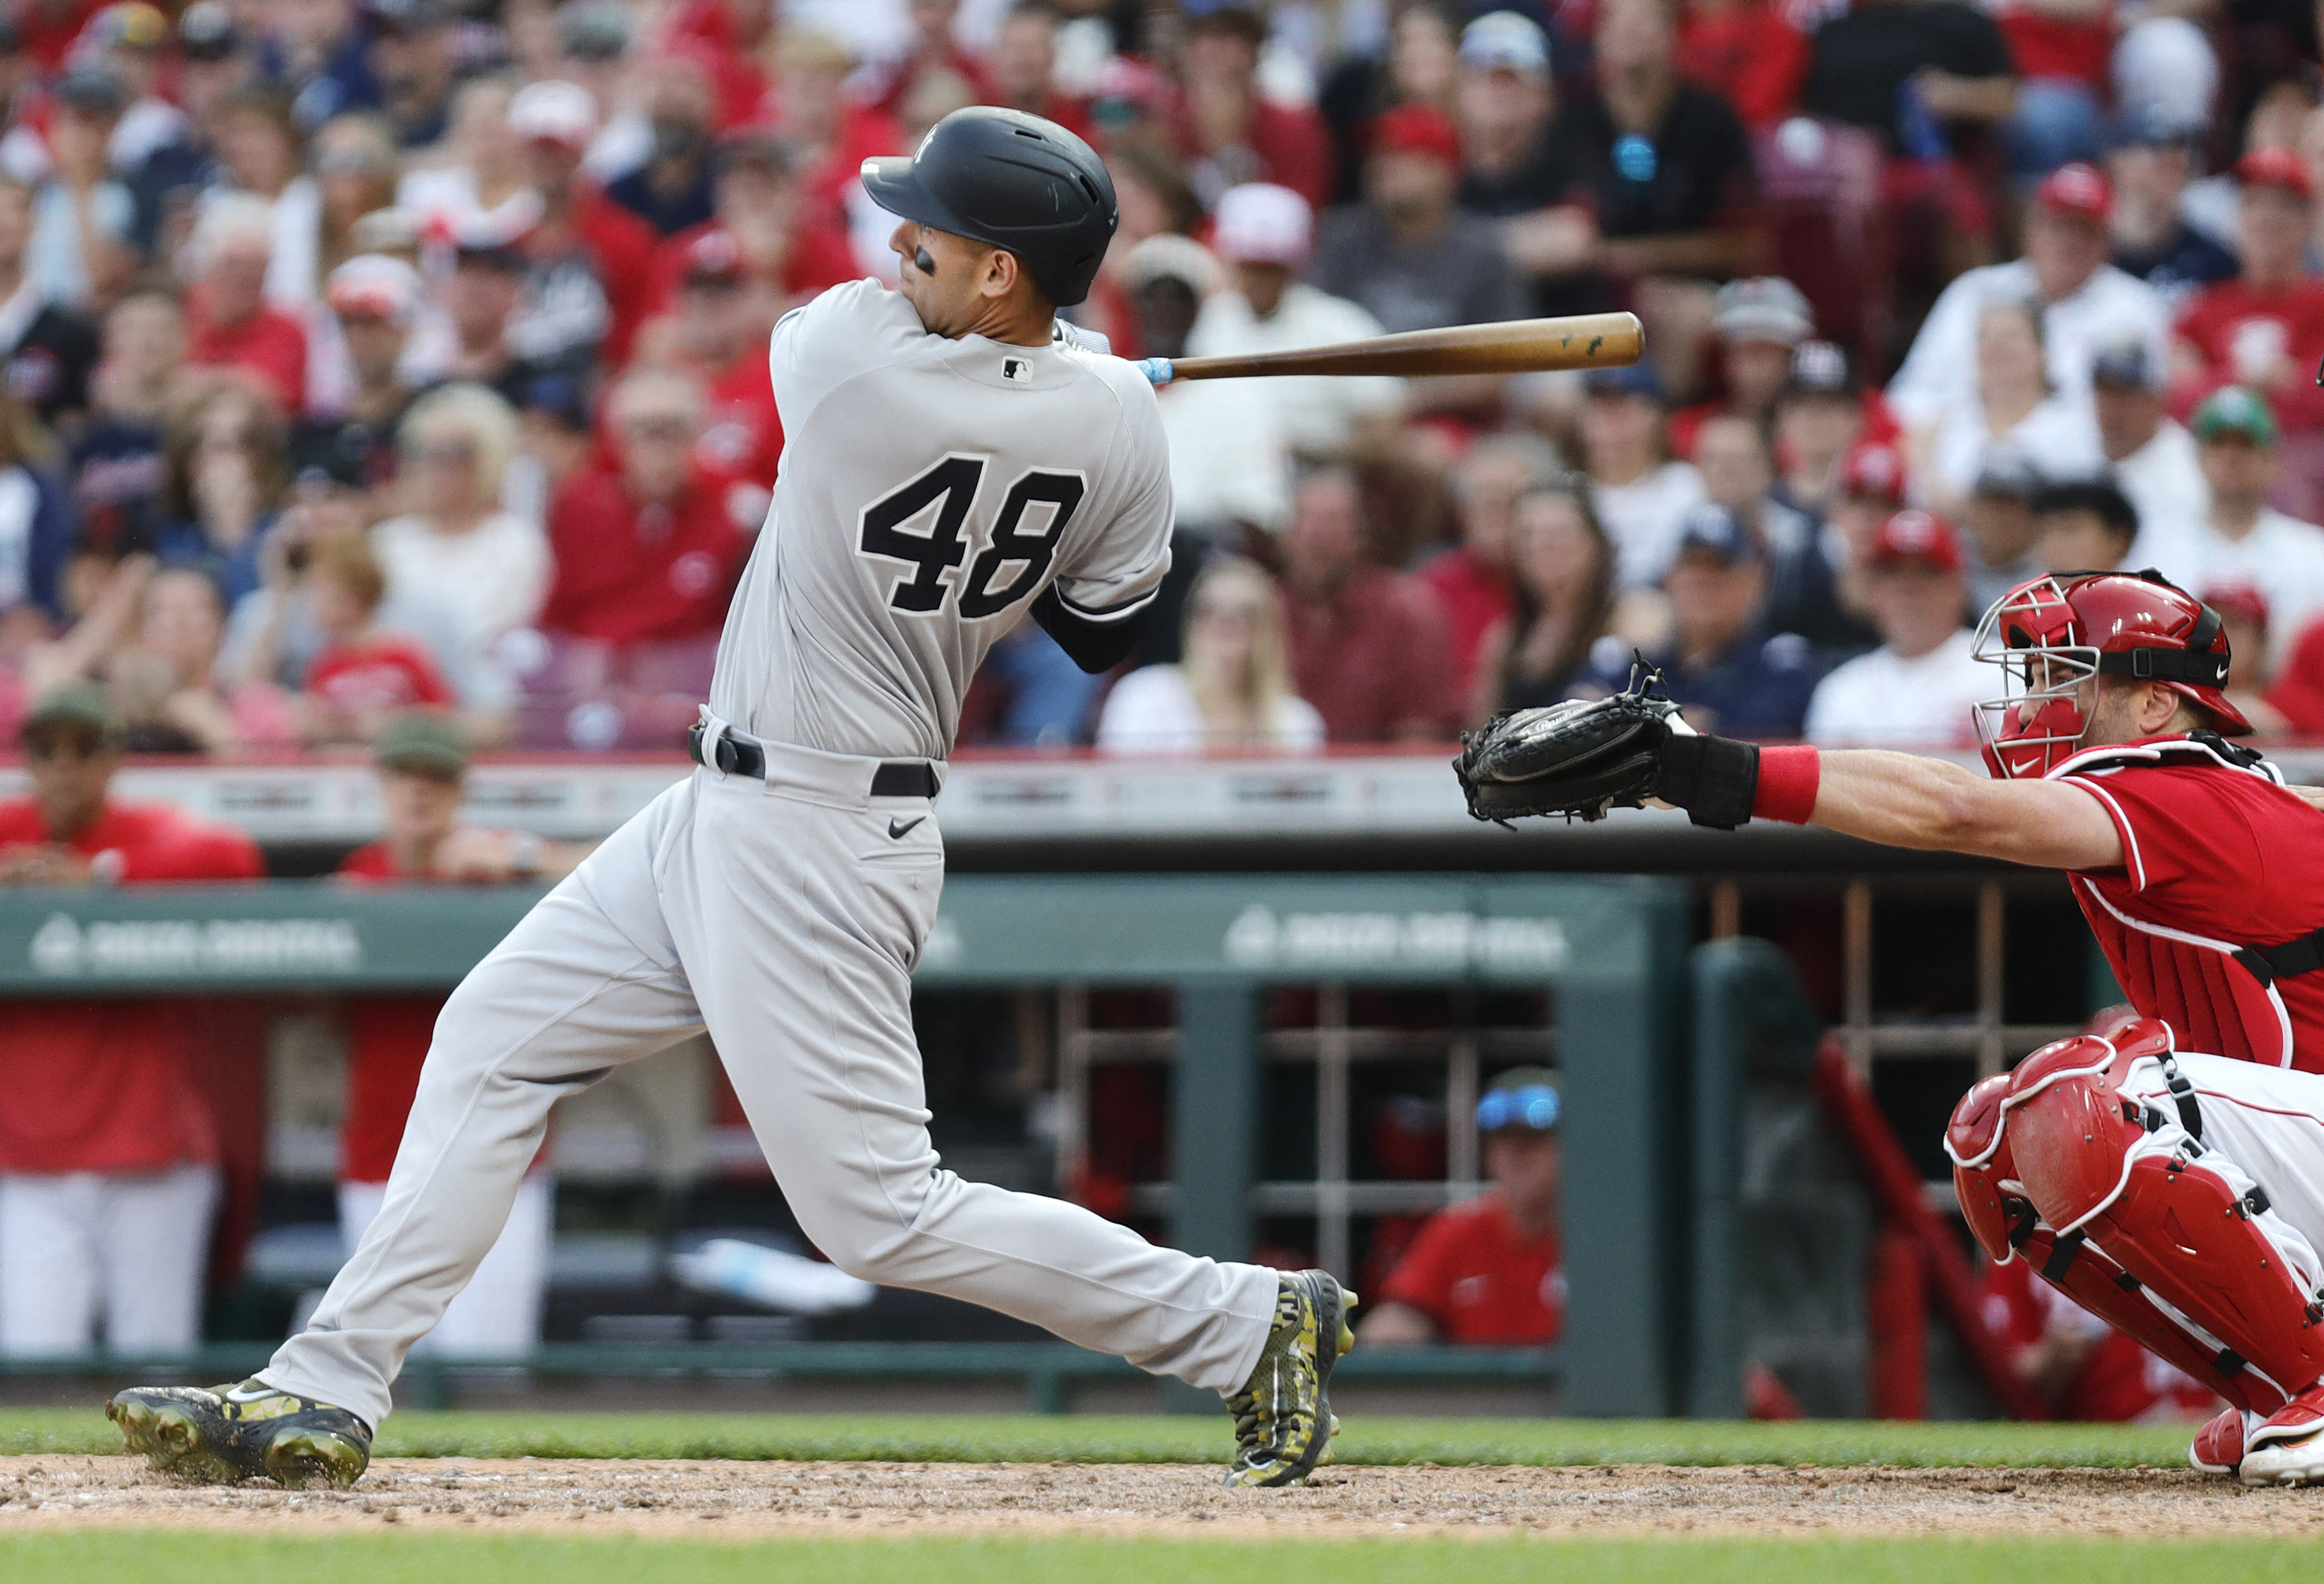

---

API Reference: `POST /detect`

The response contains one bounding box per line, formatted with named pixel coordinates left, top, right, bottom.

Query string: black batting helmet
left=860, top=107, right=1118, bottom=308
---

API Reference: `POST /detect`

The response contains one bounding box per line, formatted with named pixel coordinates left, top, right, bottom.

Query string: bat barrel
left=1154, top=312, right=1644, bottom=383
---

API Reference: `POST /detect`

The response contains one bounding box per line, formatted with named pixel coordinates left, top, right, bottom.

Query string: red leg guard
left=2001, top=1048, right=2324, bottom=1413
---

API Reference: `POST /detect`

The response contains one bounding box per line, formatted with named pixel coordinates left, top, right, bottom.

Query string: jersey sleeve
left=766, top=279, right=935, bottom=433
left=1048, top=374, right=1174, bottom=623
left=2061, top=767, right=2263, bottom=907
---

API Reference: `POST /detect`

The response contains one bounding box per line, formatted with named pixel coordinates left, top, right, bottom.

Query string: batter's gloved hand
left=1451, top=663, right=1763, bottom=829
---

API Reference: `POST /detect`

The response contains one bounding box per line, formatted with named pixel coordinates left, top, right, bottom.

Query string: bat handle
left=1136, top=357, right=1176, bottom=387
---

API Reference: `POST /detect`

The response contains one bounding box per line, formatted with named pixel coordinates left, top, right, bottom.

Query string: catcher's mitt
left=1453, top=672, right=1684, bottom=824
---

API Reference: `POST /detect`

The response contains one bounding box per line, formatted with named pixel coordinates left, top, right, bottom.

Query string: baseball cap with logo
left=2193, top=384, right=2280, bottom=447
left=1210, top=182, right=1312, bottom=266
left=510, top=80, right=598, bottom=151
left=326, top=254, right=421, bottom=325
left=1459, top=10, right=1550, bottom=77
left=2035, top=161, right=2113, bottom=225
left=1838, top=439, right=1908, bottom=504
left=681, top=228, right=744, bottom=286
left=2089, top=340, right=2160, bottom=392
left=375, top=712, right=469, bottom=779
left=1672, top=503, right=1763, bottom=567
left=1869, top=509, right=1964, bottom=572
left=2235, top=145, right=2315, bottom=202
left=1713, top=276, right=1813, bottom=346
left=1369, top=102, right=1462, bottom=166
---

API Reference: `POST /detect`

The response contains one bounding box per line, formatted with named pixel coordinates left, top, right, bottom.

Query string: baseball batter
left=1458, top=567, right=2324, bottom=1484
left=108, top=108, right=1354, bottom=1492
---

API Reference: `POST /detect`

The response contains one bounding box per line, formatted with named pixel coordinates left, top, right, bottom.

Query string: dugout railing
left=0, top=873, right=1687, bottom=1415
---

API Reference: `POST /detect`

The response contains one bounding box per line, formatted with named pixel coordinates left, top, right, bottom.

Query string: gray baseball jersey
left=707, top=279, right=1175, bottom=761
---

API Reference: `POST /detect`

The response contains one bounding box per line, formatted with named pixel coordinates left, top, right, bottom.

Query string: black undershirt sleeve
left=1030, top=585, right=1152, bottom=674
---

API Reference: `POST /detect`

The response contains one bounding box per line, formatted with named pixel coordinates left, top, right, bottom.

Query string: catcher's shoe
left=108, top=1378, right=373, bottom=1490
left=1222, top=1269, right=1356, bottom=1489
left=2235, top=1385, right=2324, bottom=1487
left=2190, top=1406, right=2251, bottom=1477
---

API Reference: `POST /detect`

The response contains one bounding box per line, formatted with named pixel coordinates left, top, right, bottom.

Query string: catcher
left=1458, top=565, right=2324, bottom=1484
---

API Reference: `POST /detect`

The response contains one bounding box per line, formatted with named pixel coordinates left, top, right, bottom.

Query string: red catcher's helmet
left=1972, top=570, right=2249, bottom=778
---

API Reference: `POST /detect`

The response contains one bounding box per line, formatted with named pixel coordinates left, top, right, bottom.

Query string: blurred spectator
left=1922, top=297, right=2103, bottom=509
left=30, top=66, right=136, bottom=311
left=504, top=79, right=662, bottom=378
left=263, top=0, right=375, bottom=132
left=657, top=0, right=774, bottom=131
left=1887, top=165, right=2169, bottom=445
left=108, top=563, right=296, bottom=753
left=0, top=175, right=97, bottom=427
left=285, top=530, right=451, bottom=746
left=370, top=0, right=457, bottom=149
left=506, top=374, right=594, bottom=526
left=1171, top=2, right=1330, bottom=210
left=440, top=235, right=557, bottom=403
left=542, top=369, right=747, bottom=645
left=1420, top=431, right=1563, bottom=703
left=1697, top=411, right=1856, bottom=648
left=1677, top=0, right=1810, bottom=132
left=2182, top=387, right=2324, bottom=671
left=310, top=114, right=402, bottom=287
left=1097, top=556, right=1324, bottom=754
left=1980, top=1250, right=2220, bottom=1421
left=373, top=383, right=549, bottom=674
left=156, top=382, right=286, bottom=604
left=1362, top=1067, right=1564, bottom=1347
left=1318, top=1, right=1460, bottom=202
left=557, top=3, right=646, bottom=183
left=0, top=390, right=66, bottom=622
left=209, top=89, right=311, bottom=300
left=0, top=682, right=260, bottom=1356
left=1799, top=0, right=2015, bottom=167
left=968, top=622, right=1106, bottom=748
left=1571, top=504, right=1819, bottom=738
left=606, top=54, right=720, bottom=237
left=2031, top=476, right=2139, bottom=574
left=861, top=0, right=996, bottom=123
left=1470, top=476, right=1617, bottom=722
left=1546, top=0, right=1760, bottom=394
left=2106, top=109, right=2236, bottom=309
left=1186, top=182, right=1401, bottom=461
left=1581, top=361, right=1705, bottom=590
left=1958, top=450, right=2044, bottom=617
left=1804, top=510, right=1982, bottom=746
left=67, top=288, right=177, bottom=564
left=767, top=30, right=902, bottom=251
left=987, top=3, right=1093, bottom=141
left=1989, top=0, right=2111, bottom=181
left=116, top=3, right=246, bottom=256
left=2171, top=149, right=2324, bottom=440
left=87, top=3, right=181, bottom=175
left=335, top=713, right=586, bottom=1358
left=1309, top=103, right=1525, bottom=340
left=296, top=254, right=423, bottom=489
left=397, top=76, right=535, bottom=252
left=1279, top=466, right=1460, bottom=742
left=2089, top=342, right=2206, bottom=577
left=2204, top=583, right=2277, bottom=734
left=1450, top=12, right=1574, bottom=309
left=1827, top=437, right=1910, bottom=623
left=657, top=231, right=785, bottom=492
left=184, top=194, right=308, bottom=413
left=1670, top=277, right=1815, bottom=460
left=645, top=133, right=858, bottom=329
left=1773, top=342, right=1869, bottom=516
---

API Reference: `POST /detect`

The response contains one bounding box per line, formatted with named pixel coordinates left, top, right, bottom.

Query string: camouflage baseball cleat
left=108, top=1379, right=373, bottom=1490
left=1222, top=1269, right=1356, bottom=1488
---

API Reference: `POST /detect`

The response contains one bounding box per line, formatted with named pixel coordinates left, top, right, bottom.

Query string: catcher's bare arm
left=1798, top=750, right=2122, bottom=869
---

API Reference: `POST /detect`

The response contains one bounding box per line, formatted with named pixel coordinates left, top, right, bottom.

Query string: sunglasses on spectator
left=23, top=732, right=108, bottom=763
left=1476, top=1084, right=1560, bottom=1134
left=621, top=415, right=694, bottom=442
left=406, top=440, right=477, bottom=468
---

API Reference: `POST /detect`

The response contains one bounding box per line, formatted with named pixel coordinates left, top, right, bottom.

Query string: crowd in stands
left=0, top=0, right=2321, bottom=758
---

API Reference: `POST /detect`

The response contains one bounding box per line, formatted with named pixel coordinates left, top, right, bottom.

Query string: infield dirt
left=3, top=1455, right=2322, bottom=1540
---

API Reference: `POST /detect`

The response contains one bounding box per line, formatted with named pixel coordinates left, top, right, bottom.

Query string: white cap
left=1210, top=182, right=1312, bottom=266
left=1460, top=11, right=1550, bottom=77
left=326, top=254, right=423, bottom=326
left=509, top=80, right=599, bottom=150
left=1121, top=233, right=1223, bottom=295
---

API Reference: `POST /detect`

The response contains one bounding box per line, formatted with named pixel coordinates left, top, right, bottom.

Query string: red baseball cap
left=1869, top=509, right=1963, bottom=572
left=1370, top=103, right=1462, bottom=167
left=681, top=228, right=744, bottom=285
left=2235, top=145, right=2315, bottom=201
left=2201, top=580, right=2271, bottom=629
left=2034, top=161, right=2112, bottom=225
left=1838, top=440, right=1908, bottom=505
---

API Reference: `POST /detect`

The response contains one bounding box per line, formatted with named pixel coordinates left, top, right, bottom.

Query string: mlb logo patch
left=1001, top=357, right=1030, bottom=382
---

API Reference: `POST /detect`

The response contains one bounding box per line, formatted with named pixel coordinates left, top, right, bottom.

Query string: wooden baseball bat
left=1134, top=311, right=1643, bottom=385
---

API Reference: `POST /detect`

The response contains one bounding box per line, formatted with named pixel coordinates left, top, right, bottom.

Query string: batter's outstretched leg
left=112, top=781, right=714, bottom=1487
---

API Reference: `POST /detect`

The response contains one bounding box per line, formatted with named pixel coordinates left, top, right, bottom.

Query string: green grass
left=0, top=1406, right=2197, bottom=1468
left=1, top=1535, right=2318, bottom=1584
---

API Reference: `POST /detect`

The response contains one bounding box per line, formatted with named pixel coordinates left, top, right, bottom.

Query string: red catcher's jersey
left=2054, top=736, right=2324, bottom=1071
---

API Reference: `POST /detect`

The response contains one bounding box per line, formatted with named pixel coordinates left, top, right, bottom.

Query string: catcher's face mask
left=1972, top=576, right=2099, bottom=779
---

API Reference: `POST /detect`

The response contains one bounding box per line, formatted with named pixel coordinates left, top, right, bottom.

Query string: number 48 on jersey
left=858, top=453, right=1087, bottom=620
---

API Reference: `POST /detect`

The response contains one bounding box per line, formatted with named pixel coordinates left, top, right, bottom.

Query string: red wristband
left=1752, top=745, right=1821, bottom=824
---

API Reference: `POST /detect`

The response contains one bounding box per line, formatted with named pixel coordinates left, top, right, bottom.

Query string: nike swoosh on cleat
left=223, top=1384, right=273, bottom=1402
left=888, top=817, right=926, bottom=839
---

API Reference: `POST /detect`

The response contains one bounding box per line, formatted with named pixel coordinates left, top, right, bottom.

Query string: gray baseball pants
left=260, top=738, right=1279, bottom=1428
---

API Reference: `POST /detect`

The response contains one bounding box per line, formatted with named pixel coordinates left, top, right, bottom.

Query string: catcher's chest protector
left=1948, top=1019, right=2324, bottom=1414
